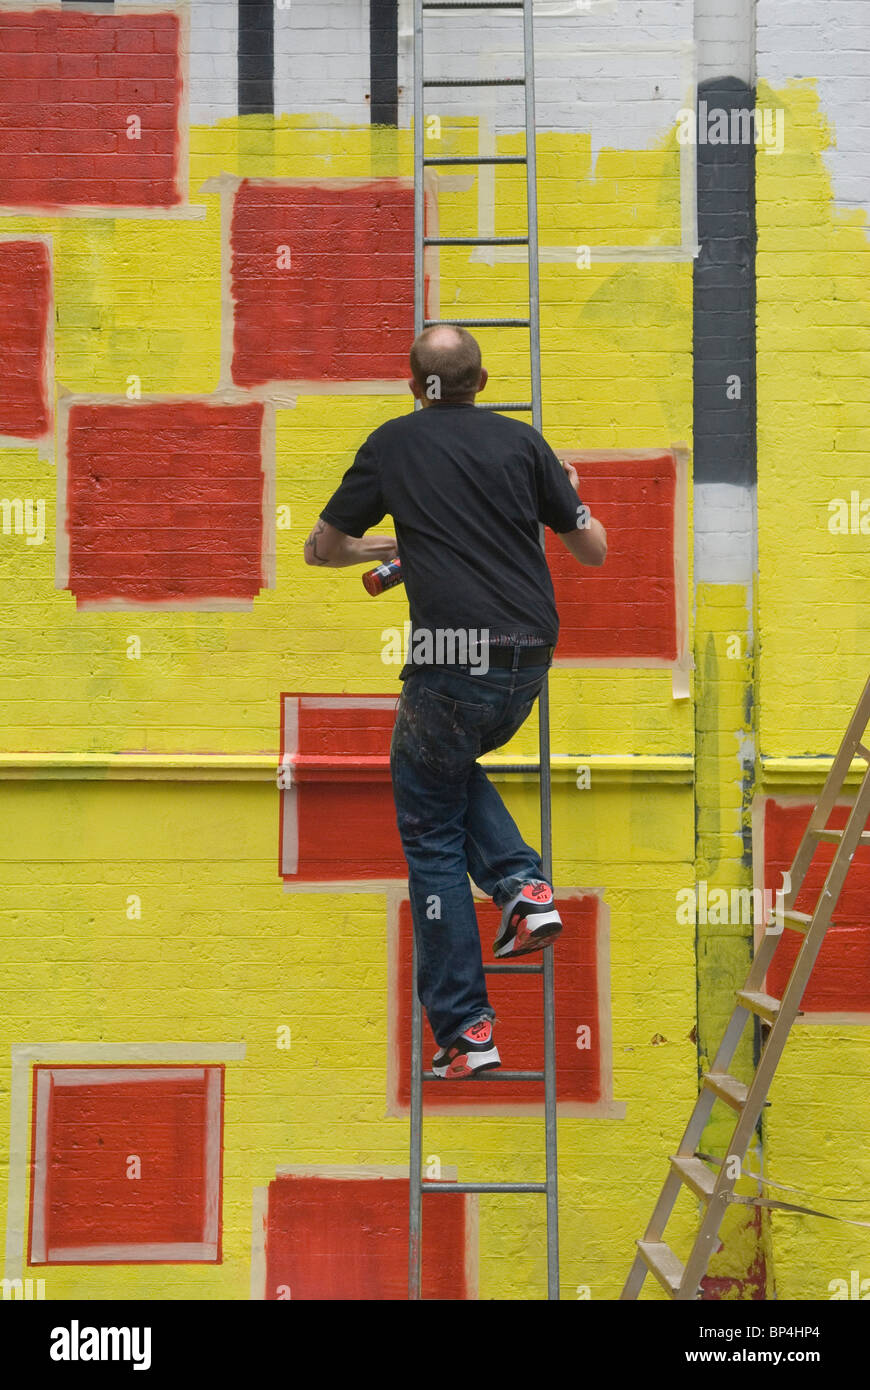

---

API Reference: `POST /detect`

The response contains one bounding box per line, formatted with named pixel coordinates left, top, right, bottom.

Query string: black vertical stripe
left=370, top=0, right=399, bottom=126
left=239, top=0, right=274, bottom=116
left=693, top=77, right=757, bottom=487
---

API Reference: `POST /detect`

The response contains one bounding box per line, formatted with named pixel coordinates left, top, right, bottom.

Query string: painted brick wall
left=0, top=0, right=866, bottom=1307
left=756, top=0, right=870, bottom=1302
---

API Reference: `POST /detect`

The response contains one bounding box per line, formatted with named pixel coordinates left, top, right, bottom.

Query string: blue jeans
left=389, top=657, right=551, bottom=1046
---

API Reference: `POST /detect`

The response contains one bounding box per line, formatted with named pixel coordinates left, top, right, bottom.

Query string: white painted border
left=280, top=694, right=400, bottom=882
left=385, top=884, right=626, bottom=1118
left=207, top=174, right=422, bottom=399
left=5, top=1042, right=244, bottom=1282
left=466, top=42, right=699, bottom=264
left=0, top=2, right=203, bottom=221
left=399, top=22, right=700, bottom=266
left=55, top=390, right=277, bottom=612
left=552, top=445, right=691, bottom=675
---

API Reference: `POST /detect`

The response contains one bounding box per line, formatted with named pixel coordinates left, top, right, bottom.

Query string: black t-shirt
left=320, top=402, right=585, bottom=644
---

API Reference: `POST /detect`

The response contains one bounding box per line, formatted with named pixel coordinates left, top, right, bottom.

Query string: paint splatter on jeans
left=390, top=660, right=551, bottom=1046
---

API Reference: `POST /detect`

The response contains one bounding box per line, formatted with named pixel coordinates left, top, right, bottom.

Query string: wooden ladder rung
left=782, top=908, right=813, bottom=931
left=736, top=989, right=781, bottom=1023
left=670, top=1155, right=716, bottom=1201
left=856, top=743, right=870, bottom=763
left=637, top=1240, right=684, bottom=1296
left=812, top=827, right=870, bottom=844
left=702, top=1071, right=749, bottom=1109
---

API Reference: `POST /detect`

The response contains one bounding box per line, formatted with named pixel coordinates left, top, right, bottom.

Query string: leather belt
left=484, top=644, right=554, bottom=668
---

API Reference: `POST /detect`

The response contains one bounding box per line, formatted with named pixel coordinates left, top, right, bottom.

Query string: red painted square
left=63, top=399, right=267, bottom=606
left=281, top=695, right=406, bottom=882
left=29, top=1066, right=223, bottom=1263
left=549, top=452, right=678, bottom=662
left=0, top=239, right=51, bottom=439
left=395, top=893, right=602, bottom=1107
left=0, top=10, right=183, bottom=211
left=230, top=180, right=416, bottom=387
left=763, top=801, right=870, bottom=1014
left=265, top=1174, right=469, bottom=1300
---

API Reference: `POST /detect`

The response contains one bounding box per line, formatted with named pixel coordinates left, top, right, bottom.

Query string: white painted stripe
left=5, top=1047, right=33, bottom=1280
left=29, top=1070, right=51, bottom=1266
left=283, top=695, right=299, bottom=759
left=12, top=1043, right=245, bottom=1061
left=300, top=697, right=397, bottom=710
left=203, top=1068, right=222, bottom=1246
left=470, top=244, right=699, bottom=263
left=281, top=787, right=299, bottom=877
left=46, top=1243, right=218, bottom=1262
left=280, top=697, right=299, bottom=877
left=50, top=1067, right=206, bottom=1087
left=680, top=40, right=699, bottom=253
left=282, top=878, right=406, bottom=894
left=694, top=481, right=757, bottom=584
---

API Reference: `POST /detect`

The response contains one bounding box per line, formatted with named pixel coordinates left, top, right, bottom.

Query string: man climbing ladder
left=304, top=325, right=606, bottom=1075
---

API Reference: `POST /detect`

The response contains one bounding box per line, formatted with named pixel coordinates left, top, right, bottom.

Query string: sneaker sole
left=494, top=910, right=563, bottom=958
left=432, top=1047, right=501, bottom=1079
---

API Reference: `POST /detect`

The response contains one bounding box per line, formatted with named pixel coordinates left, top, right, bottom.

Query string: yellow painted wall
left=0, top=112, right=704, bottom=1299
left=756, top=80, right=870, bottom=1301
left=4, top=76, right=866, bottom=1300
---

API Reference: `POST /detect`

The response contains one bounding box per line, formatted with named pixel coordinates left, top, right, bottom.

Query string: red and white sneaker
left=432, top=1019, right=501, bottom=1079
left=493, top=881, right=562, bottom=958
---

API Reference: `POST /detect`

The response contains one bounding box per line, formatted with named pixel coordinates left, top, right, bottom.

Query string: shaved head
left=409, top=325, right=483, bottom=402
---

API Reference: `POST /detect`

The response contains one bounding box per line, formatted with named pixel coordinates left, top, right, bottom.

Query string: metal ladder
left=622, top=673, right=870, bottom=1300
left=409, top=0, right=559, bottom=1300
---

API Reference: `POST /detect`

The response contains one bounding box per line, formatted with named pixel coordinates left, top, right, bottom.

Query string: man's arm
left=554, top=459, right=607, bottom=566
left=557, top=514, right=607, bottom=567
left=304, top=517, right=397, bottom=568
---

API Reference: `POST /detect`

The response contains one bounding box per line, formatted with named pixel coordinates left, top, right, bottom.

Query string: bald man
left=306, top=325, right=606, bottom=1078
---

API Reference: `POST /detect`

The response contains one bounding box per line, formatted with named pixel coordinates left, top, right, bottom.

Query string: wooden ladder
left=621, top=672, right=870, bottom=1300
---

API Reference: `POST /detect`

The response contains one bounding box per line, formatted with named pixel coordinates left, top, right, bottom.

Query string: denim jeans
left=389, top=655, right=551, bottom=1046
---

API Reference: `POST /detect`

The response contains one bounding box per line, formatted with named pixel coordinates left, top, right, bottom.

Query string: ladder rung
left=812, top=827, right=870, bottom=844
left=424, top=318, right=530, bottom=328
left=484, top=961, right=543, bottom=974
left=476, top=402, right=533, bottom=411
left=736, top=989, right=781, bottom=1023
left=422, top=1069, right=544, bottom=1081
left=423, top=2, right=525, bottom=8
left=422, top=239, right=525, bottom=247
left=857, top=743, right=870, bottom=762
left=423, top=78, right=525, bottom=87
left=422, top=1181, right=547, bottom=1193
left=670, top=1154, right=716, bottom=1201
left=702, top=1072, right=749, bottom=1110
left=782, top=908, right=812, bottom=930
left=424, top=236, right=529, bottom=246
left=423, top=156, right=527, bottom=166
left=637, top=1241, right=684, bottom=1297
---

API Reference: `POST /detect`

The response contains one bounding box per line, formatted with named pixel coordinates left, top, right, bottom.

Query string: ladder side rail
left=408, top=0, right=426, bottom=1303
left=522, top=0, right=559, bottom=1302
left=785, top=673, right=870, bottom=896
left=678, top=767, right=870, bottom=1298
left=770, top=766, right=870, bottom=1016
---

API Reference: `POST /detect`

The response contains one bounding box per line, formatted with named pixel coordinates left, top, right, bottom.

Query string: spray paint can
left=362, top=557, right=404, bottom=595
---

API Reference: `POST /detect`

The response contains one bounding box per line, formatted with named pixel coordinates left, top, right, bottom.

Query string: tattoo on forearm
left=306, top=519, right=330, bottom=565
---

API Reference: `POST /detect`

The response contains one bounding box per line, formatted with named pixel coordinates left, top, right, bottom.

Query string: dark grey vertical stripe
left=239, top=0, right=274, bottom=116
left=693, top=77, right=757, bottom=487
left=370, top=0, right=399, bottom=126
